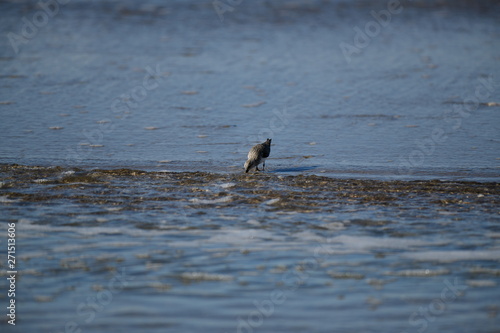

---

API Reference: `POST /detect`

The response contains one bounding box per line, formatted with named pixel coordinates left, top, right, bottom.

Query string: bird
left=244, top=138, right=271, bottom=173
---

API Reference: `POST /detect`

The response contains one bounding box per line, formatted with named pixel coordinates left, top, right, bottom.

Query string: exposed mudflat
left=2, top=164, right=499, bottom=215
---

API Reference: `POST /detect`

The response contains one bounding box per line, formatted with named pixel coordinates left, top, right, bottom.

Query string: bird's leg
left=262, top=161, right=265, bottom=171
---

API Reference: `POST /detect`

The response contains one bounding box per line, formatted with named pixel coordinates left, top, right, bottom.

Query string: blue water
left=1, top=0, right=500, bottom=332
left=0, top=0, right=499, bottom=180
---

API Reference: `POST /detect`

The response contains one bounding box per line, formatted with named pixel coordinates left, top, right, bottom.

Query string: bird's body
left=244, top=138, right=271, bottom=173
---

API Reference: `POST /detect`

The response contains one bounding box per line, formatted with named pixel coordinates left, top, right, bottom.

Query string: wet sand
left=2, top=164, right=499, bottom=214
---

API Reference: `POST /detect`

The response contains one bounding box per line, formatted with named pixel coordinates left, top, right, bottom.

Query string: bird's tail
left=244, top=160, right=254, bottom=173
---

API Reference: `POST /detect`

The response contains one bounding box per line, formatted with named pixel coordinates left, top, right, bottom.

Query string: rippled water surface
left=1, top=164, right=500, bottom=332
left=1, top=0, right=500, bottom=332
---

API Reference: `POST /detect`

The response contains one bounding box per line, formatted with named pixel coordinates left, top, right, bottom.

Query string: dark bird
left=244, top=138, right=271, bottom=173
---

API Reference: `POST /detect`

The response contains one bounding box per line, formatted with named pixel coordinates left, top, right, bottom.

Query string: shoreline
left=1, top=161, right=499, bottom=183
left=2, top=163, right=498, bottom=211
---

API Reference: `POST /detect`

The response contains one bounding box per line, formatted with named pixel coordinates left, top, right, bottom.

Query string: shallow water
left=1, top=0, right=500, bottom=332
left=0, top=0, right=499, bottom=180
left=1, top=164, right=500, bottom=332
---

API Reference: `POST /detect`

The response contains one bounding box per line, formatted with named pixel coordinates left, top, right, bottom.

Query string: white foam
left=247, top=219, right=261, bottom=226
left=0, top=196, right=18, bottom=203
left=207, top=228, right=278, bottom=244
left=190, top=196, right=232, bottom=204
left=293, top=231, right=325, bottom=242
left=219, top=182, right=236, bottom=189
left=264, top=198, right=280, bottom=205
left=168, top=228, right=293, bottom=252
left=17, top=218, right=171, bottom=238
left=179, top=272, right=233, bottom=282
left=324, top=222, right=345, bottom=231
left=328, top=235, right=441, bottom=251
left=105, top=207, right=122, bottom=212
left=403, top=250, right=500, bottom=262
left=385, top=268, right=450, bottom=277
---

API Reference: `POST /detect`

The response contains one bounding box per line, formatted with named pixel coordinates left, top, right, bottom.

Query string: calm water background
left=1, top=0, right=500, bottom=332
